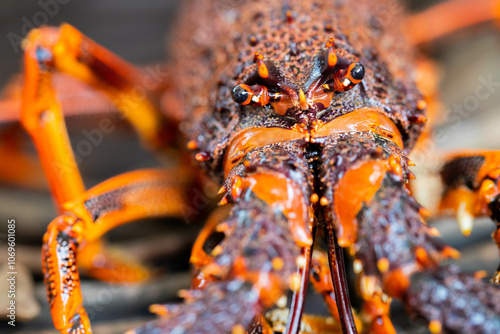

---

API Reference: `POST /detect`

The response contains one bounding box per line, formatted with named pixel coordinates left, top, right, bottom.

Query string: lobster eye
left=350, top=63, right=365, bottom=81
left=231, top=84, right=252, bottom=105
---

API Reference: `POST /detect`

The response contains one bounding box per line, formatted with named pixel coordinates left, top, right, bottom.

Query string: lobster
left=2, top=0, right=500, bottom=333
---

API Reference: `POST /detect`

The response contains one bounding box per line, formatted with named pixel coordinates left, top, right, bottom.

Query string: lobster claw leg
left=129, top=280, right=262, bottom=334
left=43, top=213, right=89, bottom=333
left=132, top=143, right=315, bottom=333
left=320, top=133, right=500, bottom=333
left=355, top=170, right=500, bottom=333
left=42, top=169, right=188, bottom=334
left=355, top=164, right=500, bottom=333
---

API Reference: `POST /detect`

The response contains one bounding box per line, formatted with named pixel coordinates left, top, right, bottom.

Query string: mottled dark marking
left=355, top=176, right=442, bottom=276
left=78, top=37, right=132, bottom=91
left=202, top=231, right=225, bottom=254
left=84, top=188, right=124, bottom=222
left=68, top=313, right=85, bottom=334
left=406, top=265, right=500, bottom=334
left=489, top=194, right=500, bottom=223
left=440, top=155, right=486, bottom=190
left=83, top=180, right=173, bottom=222
left=56, top=230, right=78, bottom=303
left=56, top=230, right=73, bottom=247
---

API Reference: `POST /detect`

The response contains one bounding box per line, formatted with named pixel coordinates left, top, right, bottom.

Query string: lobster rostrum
left=7, top=0, right=500, bottom=333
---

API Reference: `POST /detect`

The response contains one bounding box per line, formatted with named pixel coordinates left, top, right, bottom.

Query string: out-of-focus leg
left=43, top=168, right=188, bottom=334
left=405, top=0, right=500, bottom=45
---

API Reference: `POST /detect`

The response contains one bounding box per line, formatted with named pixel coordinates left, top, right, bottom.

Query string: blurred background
left=0, top=0, right=499, bottom=333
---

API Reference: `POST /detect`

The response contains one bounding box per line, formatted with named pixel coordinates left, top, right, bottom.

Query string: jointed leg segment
left=132, top=143, right=315, bottom=333
left=437, top=151, right=500, bottom=285
left=23, top=24, right=168, bottom=150
left=20, top=24, right=189, bottom=334
left=320, top=133, right=500, bottom=333
left=42, top=168, right=189, bottom=333
left=405, top=0, right=500, bottom=45
left=438, top=152, right=500, bottom=234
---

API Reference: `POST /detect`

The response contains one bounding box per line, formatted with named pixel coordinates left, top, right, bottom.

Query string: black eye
left=350, top=63, right=365, bottom=81
left=231, top=85, right=251, bottom=104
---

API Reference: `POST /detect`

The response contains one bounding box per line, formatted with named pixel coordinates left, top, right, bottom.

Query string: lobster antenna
left=325, top=226, right=359, bottom=334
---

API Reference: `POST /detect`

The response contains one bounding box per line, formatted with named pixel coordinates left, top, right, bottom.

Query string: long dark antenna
left=325, top=226, right=358, bottom=334
left=284, top=226, right=316, bottom=334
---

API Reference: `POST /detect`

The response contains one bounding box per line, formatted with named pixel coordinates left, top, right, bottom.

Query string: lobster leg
left=437, top=151, right=500, bottom=235
left=433, top=151, right=500, bottom=284
left=43, top=168, right=188, bottom=334
left=190, top=204, right=233, bottom=289
left=355, top=169, right=500, bottom=333
left=190, top=205, right=319, bottom=334
left=413, top=151, right=500, bottom=282
left=21, top=22, right=169, bottom=207
left=321, top=133, right=500, bottom=333
left=21, top=20, right=190, bottom=288
left=21, top=27, right=86, bottom=208
left=310, top=250, right=365, bottom=332
left=131, top=143, right=315, bottom=333
left=22, top=24, right=168, bottom=150
left=0, top=126, right=46, bottom=189
left=405, top=0, right=500, bottom=45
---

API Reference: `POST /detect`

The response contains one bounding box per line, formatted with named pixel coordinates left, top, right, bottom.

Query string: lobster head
left=231, top=38, right=365, bottom=127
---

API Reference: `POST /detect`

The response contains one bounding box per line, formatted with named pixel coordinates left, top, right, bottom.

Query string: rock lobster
left=4, top=0, right=500, bottom=333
